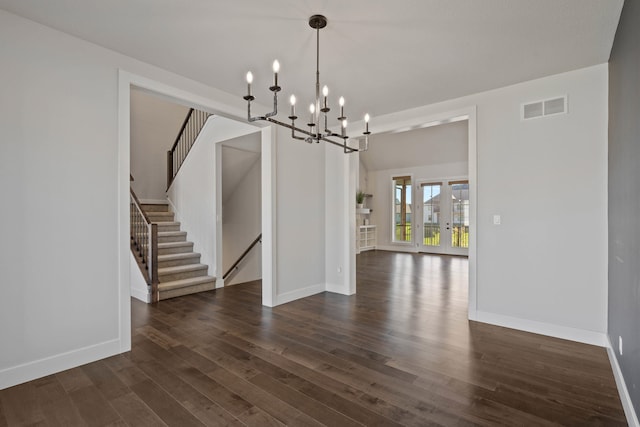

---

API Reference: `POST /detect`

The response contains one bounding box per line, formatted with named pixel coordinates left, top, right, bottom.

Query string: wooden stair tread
left=157, top=241, right=193, bottom=248
left=158, top=231, right=187, bottom=237
left=158, top=252, right=201, bottom=261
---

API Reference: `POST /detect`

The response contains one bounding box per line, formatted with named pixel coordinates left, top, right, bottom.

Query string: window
left=393, top=176, right=412, bottom=242
left=421, top=182, right=442, bottom=247
left=450, top=181, right=469, bottom=248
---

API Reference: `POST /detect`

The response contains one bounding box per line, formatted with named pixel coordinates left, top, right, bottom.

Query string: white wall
left=167, top=116, right=258, bottom=280
left=222, top=156, right=262, bottom=286
left=362, top=64, right=609, bottom=343
left=0, top=10, right=274, bottom=390
left=274, top=127, right=327, bottom=304
left=130, top=89, right=189, bottom=201
left=358, top=158, right=368, bottom=193
left=324, top=144, right=353, bottom=295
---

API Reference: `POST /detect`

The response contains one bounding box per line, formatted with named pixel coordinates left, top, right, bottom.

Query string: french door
left=418, top=179, right=469, bottom=256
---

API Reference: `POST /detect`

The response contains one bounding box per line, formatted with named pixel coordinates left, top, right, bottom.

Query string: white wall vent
left=522, top=96, right=567, bottom=120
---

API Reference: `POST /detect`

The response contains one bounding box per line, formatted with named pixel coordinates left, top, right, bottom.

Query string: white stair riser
left=159, top=267, right=208, bottom=282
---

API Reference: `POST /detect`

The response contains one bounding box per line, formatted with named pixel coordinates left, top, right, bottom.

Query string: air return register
left=521, top=96, right=567, bottom=120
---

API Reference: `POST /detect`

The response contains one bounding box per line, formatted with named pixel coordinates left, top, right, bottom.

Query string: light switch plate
left=493, top=215, right=501, bottom=225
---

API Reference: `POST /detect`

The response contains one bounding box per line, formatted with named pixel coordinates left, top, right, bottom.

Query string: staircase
left=141, top=202, right=216, bottom=300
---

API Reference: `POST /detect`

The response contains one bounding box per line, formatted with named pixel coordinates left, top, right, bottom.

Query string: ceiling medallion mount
left=308, top=14, right=327, bottom=30
left=242, top=14, right=370, bottom=153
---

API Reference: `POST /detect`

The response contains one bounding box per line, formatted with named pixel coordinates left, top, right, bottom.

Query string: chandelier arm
left=290, top=119, right=306, bottom=141
left=246, top=99, right=266, bottom=122
left=266, top=117, right=364, bottom=151
left=264, top=92, right=278, bottom=119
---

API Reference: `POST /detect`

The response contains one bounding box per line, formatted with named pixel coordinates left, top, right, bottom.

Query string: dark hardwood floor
left=0, top=250, right=626, bottom=426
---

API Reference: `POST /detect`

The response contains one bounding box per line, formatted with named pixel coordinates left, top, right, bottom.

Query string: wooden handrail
left=223, top=234, right=262, bottom=280
left=130, top=187, right=152, bottom=224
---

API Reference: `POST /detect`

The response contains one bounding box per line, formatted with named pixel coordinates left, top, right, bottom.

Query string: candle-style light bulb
left=309, top=103, right=316, bottom=128
left=342, top=118, right=348, bottom=137
left=246, top=71, right=254, bottom=97
left=339, top=96, right=345, bottom=118
left=322, top=85, right=329, bottom=109
left=364, top=113, right=370, bottom=133
left=272, top=60, right=280, bottom=87
left=290, top=95, right=296, bottom=117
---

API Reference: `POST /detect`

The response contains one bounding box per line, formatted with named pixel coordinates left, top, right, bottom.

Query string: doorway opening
left=354, top=106, right=477, bottom=319
left=220, top=134, right=263, bottom=287
left=118, top=70, right=277, bottom=349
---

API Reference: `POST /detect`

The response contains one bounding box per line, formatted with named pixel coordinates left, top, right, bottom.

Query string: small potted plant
left=356, top=190, right=366, bottom=209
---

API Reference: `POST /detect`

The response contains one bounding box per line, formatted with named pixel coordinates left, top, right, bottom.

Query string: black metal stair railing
left=166, top=108, right=212, bottom=189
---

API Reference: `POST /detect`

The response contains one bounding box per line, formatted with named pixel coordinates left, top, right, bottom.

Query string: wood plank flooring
left=0, top=250, right=626, bottom=426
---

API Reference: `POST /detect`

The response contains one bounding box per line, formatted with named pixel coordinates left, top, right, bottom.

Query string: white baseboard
left=0, top=339, right=121, bottom=391
left=275, top=283, right=325, bottom=306
left=138, top=198, right=167, bottom=205
left=325, top=282, right=355, bottom=296
left=131, top=286, right=150, bottom=303
left=475, top=311, right=608, bottom=347
left=607, top=337, right=640, bottom=427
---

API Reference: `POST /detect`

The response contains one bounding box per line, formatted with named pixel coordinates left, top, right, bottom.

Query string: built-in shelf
left=358, top=225, right=376, bottom=252
left=356, top=208, right=371, bottom=214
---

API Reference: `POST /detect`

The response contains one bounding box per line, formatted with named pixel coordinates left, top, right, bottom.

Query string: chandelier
left=243, top=14, right=370, bottom=153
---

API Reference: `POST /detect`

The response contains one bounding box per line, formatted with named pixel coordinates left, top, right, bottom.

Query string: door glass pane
left=393, top=177, right=412, bottom=242
left=422, top=184, right=441, bottom=246
left=451, top=183, right=469, bottom=248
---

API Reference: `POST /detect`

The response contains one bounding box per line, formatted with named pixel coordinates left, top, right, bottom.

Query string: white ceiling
left=0, top=1, right=623, bottom=123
